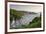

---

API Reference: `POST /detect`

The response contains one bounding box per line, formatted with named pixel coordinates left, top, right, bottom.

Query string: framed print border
left=5, top=0, right=45, bottom=34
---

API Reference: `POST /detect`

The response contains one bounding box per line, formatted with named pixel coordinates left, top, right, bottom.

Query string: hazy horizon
left=10, top=4, right=42, bottom=13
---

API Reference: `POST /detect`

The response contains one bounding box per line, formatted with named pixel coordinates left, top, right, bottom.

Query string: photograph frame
left=5, top=0, right=45, bottom=34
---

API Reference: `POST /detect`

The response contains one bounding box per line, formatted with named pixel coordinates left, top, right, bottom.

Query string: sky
left=10, top=4, right=43, bottom=13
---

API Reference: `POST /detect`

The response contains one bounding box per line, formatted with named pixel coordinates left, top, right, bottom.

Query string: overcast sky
left=10, top=4, right=43, bottom=13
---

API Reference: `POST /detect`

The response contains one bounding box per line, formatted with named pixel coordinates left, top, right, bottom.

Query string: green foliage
left=15, top=17, right=41, bottom=29
left=10, top=9, right=24, bottom=22
left=10, top=9, right=41, bottom=29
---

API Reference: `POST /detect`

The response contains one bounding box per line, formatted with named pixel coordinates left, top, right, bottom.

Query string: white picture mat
left=7, top=2, right=43, bottom=32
